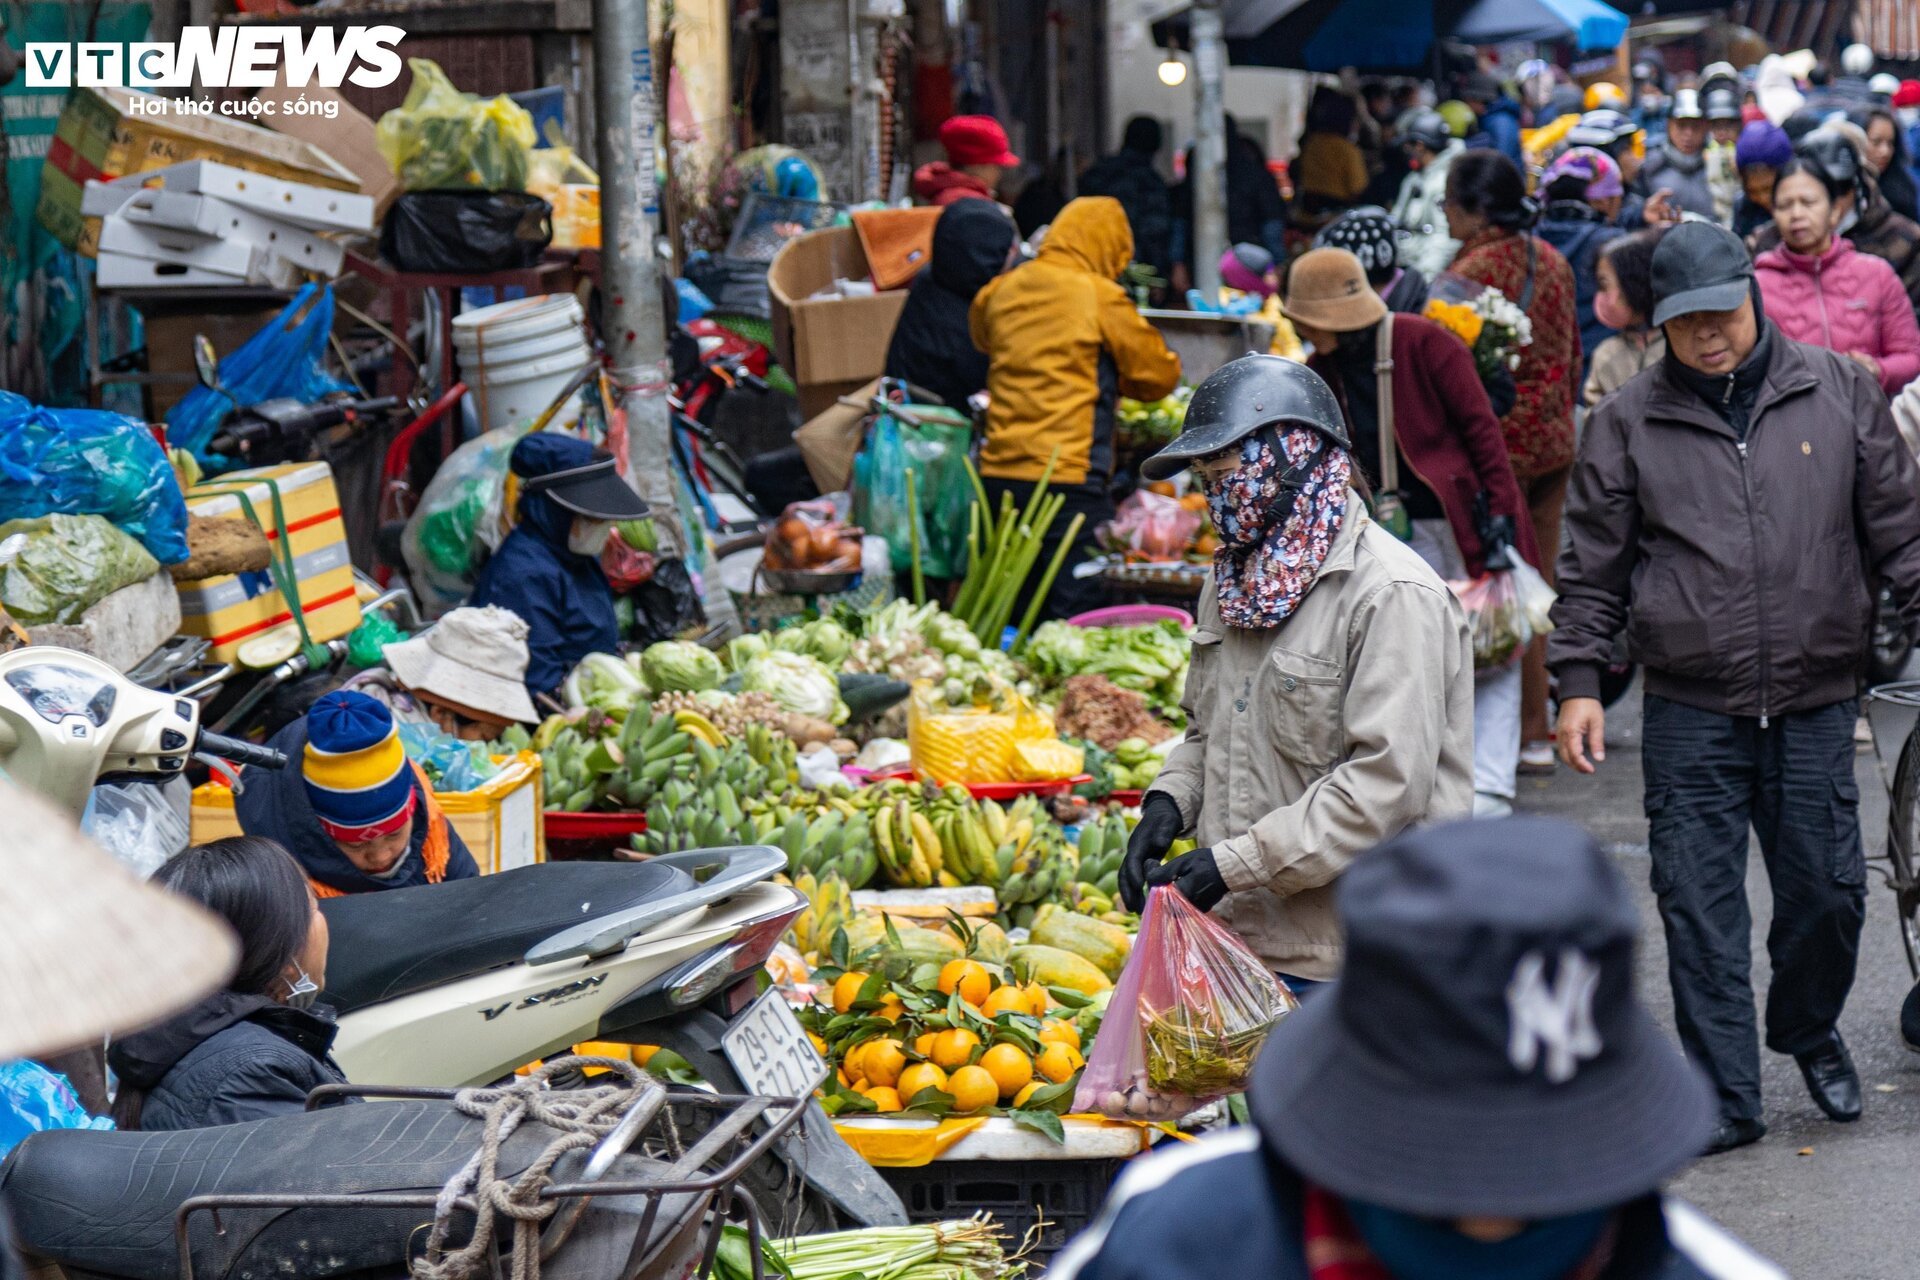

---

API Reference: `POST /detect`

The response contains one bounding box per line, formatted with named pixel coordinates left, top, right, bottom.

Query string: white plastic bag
left=83, top=776, right=192, bottom=878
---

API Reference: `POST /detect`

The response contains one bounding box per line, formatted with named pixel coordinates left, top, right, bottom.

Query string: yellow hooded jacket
left=969, top=197, right=1181, bottom=485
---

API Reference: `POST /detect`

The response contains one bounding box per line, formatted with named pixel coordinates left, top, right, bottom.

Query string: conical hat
left=0, top=781, right=236, bottom=1060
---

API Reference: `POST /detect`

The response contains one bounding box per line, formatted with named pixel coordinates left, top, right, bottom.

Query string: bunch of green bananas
left=1072, top=806, right=1132, bottom=901
left=537, top=709, right=645, bottom=813
left=754, top=793, right=880, bottom=888
left=788, top=869, right=854, bottom=957
left=628, top=727, right=800, bottom=855
left=993, top=797, right=1078, bottom=916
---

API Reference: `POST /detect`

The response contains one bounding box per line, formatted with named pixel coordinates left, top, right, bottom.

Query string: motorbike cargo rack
left=170, top=1083, right=806, bottom=1280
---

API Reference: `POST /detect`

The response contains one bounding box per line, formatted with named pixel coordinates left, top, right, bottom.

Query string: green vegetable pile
left=1022, top=618, right=1189, bottom=717
left=1116, top=385, right=1192, bottom=451
left=1108, top=737, right=1165, bottom=790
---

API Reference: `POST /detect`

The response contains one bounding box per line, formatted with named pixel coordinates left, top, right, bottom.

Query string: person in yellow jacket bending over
left=970, top=195, right=1181, bottom=621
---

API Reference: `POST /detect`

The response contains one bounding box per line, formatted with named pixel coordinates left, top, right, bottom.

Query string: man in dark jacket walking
left=1055, top=817, right=1776, bottom=1280
left=1552, top=221, right=1920, bottom=1154
left=883, top=200, right=1016, bottom=410
left=1078, top=116, right=1174, bottom=280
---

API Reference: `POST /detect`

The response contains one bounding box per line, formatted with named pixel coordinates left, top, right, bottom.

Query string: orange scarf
left=309, top=766, right=453, bottom=899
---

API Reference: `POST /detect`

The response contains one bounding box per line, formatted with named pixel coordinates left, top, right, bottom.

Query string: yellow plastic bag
left=909, top=680, right=1076, bottom=783
left=375, top=58, right=536, bottom=192
left=1010, top=738, right=1085, bottom=782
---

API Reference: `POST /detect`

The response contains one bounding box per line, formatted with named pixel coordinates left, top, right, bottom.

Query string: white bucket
left=454, top=294, right=591, bottom=431
left=474, top=348, right=591, bottom=431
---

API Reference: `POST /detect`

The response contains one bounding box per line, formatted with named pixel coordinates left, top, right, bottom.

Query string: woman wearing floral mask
left=109, top=837, right=346, bottom=1130
left=1117, top=355, right=1474, bottom=992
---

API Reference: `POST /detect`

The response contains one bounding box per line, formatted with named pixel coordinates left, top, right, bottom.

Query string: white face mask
left=568, top=519, right=614, bottom=557
left=282, top=963, right=320, bottom=1010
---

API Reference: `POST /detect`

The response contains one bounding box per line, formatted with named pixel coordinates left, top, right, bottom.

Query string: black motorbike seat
left=319, top=861, right=696, bottom=1014
left=0, top=1099, right=702, bottom=1280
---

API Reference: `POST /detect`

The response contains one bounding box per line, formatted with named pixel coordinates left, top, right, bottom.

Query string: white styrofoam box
left=99, top=214, right=267, bottom=275
left=87, top=159, right=374, bottom=233
left=118, top=189, right=345, bottom=276
left=80, top=178, right=142, bottom=218
left=96, top=248, right=299, bottom=291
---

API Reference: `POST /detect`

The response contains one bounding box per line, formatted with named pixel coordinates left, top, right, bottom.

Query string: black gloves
left=1119, top=792, right=1183, bottom=913
left=1146, top=847, right=1229, bottom=913
left=1473, top=490, right=1517, bottom=572
left=1484, top=367, right=1518, bottom=420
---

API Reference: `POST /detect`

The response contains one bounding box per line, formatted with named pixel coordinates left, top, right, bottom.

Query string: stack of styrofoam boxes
left=81, top=160, right=376, bottom=290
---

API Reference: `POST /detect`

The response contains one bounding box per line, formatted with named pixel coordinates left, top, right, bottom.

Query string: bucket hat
left=939, top=116, right=1019, bottom=169
left=0, top=781, right=236, bottom=1060
left=1650, top=220, right=1754, bottom=326
left=385, top=606, right=540, bottom=725
left=1280, top=247, right=1389, bottom=333
left=1140, top=354, right=1349, bottom=482
left=1249, top=817, right=1714, bottom=1219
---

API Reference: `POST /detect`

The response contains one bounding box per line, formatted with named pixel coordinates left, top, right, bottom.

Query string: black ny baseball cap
left=1651, top=221, right=1755, bottom=327
left=1249, top=817, right=1714, bottom=1219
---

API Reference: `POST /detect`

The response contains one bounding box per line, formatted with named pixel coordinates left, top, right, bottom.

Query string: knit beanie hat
left=1220, top=243, right=1278, bottom=297
left=303, top=691, right=417, bottom=843
left=1735, top=120, right=1792, bottom=171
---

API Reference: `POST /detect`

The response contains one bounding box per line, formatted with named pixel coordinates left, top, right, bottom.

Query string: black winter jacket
left=108, top=992, right=348, bottom=1130
left=1078, top=147, right=1174, bottom=274
left=883, top=201, right=1016, bottom=412
left=1050, top=1128, right=1771, bottom=1280
left=1550, top=325, right=1920, bottom=718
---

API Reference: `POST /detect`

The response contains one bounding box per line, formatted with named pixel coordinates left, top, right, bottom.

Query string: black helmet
left=1566, top=108, right=1637, bottom=149
left=1701, top=86, right=1741, bottom=122
left=1140, top=355, right=1351, bottom=482
left=1398, top=108, right=1454, bottom=154
left=1316, top=206, right=1401, bottom=281
left=1797, top=125, right=1865, bottom=202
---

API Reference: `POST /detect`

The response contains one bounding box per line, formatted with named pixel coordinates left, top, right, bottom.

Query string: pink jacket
left=1754, top=239, right=1920, bottom=396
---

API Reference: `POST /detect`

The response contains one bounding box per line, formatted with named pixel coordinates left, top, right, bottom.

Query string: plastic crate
left=878, top=1158, right=1128, bottom=1270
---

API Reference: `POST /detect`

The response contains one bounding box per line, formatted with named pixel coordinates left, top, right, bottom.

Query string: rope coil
left=410, top=1055, right=659, bottom=1280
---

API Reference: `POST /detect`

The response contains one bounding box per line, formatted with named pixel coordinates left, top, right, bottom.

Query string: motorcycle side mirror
left=192, top=334, right=223, bottom=391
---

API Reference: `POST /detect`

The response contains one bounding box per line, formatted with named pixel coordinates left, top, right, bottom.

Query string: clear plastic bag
left=0, top=515, right=160, bottom=625
left=852, top=405, right=973, bottom=578
left=375, top=58, right=536, bottom=193
left=82, top=777, right=192, bottom=878
left=1072, top=884, right=1297, bottom=1119
left=402, top=424, right=530, bottom=615
left=0, top=392, right=190, bottom=565
left=0, top=1061, right=113, bottom=1159
left=1098, top=489, right=1203, bottom=561
left=1450, top=561, right=1557, bottom=670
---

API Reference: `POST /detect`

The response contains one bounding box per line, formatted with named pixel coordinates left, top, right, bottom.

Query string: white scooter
left=0, top=646, right=904, bottom=1231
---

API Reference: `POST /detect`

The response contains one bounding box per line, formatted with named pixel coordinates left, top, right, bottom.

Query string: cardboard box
left=177, top=461, right=362, bottom=662
left=116, top=187, right=346, bottom=276
left=252, top=80, right=400, bottom=217
left=38, top=86, right=360, bottom=253
left=191, top=752, right=547, bottom=873
left=767, top=225, right=909, bottom=387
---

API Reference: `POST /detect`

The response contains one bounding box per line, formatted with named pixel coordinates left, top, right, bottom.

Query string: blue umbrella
left=1451, top=0, right=1629, bottom=50
left=1161, top=0, right=1479, bottom=72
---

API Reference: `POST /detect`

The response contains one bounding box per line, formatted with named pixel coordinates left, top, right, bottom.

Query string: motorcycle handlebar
left=196, top=731, right=288, bottom=770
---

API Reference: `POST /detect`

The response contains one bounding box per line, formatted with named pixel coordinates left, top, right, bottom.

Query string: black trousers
left=1641, top=693, right=1867, bottom=1122
left=980, top=477, right=1113, bottom=625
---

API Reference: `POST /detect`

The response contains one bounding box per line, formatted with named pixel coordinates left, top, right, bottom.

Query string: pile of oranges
left=820, top=958, right=1090, bottom=1115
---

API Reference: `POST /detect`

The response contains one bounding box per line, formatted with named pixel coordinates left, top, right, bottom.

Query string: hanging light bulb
left=1157, top=55, right=1188, bottom=86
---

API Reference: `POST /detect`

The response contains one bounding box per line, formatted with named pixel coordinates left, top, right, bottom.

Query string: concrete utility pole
left=1191, top=0, right=1227, bottom=298
left=591, top=0, right=684, bottom=554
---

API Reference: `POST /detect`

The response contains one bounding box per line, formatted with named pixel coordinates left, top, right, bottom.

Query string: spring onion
left=712, top=1216, right=1024, bottom=1280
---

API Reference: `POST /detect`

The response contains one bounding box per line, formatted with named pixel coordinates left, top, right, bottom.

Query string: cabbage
left=741, top=650, right=849, bottom=724
left=567, top=651, right=647, bottom=710
left=801, top=619, right=854, bottom=665
left=1023, top=621, right=1091, bottom=679
left=725, top=632, right=770, bottom=672
left=640, top=640, right=723, bottom=693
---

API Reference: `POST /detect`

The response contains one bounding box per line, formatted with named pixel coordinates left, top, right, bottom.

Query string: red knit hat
left=1897, top=79, right=1920, bottom=108
left=939, top=116, right=1020, bottom=168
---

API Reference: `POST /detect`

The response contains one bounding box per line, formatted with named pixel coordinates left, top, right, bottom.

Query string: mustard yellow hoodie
left=969, top=197, right=1181, bottom=485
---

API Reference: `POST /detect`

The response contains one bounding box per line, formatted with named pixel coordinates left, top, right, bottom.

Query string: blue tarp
left=1452, top=0, right=1629, bottom=50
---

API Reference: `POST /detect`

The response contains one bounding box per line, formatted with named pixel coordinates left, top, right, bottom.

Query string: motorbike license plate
left=722, top=988, right=828, bottom=1100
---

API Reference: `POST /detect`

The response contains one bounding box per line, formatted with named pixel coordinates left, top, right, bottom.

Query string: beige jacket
left=1147, top=501, right=1474, bottom=980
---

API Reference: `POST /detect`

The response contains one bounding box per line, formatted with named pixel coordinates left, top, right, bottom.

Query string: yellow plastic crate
left=191, top=751, right=546, bottom=875
left=177, top=462, right=362, bottom=664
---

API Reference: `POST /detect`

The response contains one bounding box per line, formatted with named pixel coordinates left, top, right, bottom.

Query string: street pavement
left=1514, top=689, right=1920, bottom=1278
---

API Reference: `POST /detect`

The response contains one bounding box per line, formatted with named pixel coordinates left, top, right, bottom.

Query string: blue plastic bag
left=397, top=722, right=502, bottom=792
left=0, top=1061, right=113, bottom=1159
left=165, top=284, right=351, bottom=463
left=0, top=393, right=191, bottom=565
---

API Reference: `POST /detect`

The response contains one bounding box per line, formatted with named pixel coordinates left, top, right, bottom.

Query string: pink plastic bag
left=1449, top=560, right=1555, bottom=670
left=1072, top=885, right=1298, bottom=1119
left=1098, top=489, right=1203, bottom=561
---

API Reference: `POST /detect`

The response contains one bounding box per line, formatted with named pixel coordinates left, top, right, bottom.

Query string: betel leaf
left=903, top=1086, right=956, bottom=1117
left=1008, top=1108, right=1066, bottom=1143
